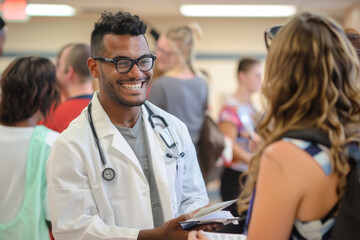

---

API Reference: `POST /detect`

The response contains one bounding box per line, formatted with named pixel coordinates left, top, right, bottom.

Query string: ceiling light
left=180, top=4, right=296, bottom=17
left=26, top=4, right=76, bottom=17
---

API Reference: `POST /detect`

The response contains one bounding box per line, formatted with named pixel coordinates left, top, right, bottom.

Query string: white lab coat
left=47, top=92, right=209, bottom=240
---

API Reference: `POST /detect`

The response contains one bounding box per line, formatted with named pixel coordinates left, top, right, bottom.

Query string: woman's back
left=249, top=139, right=338, bottom=239
left=0, top=56, right=59, bottom=240
left=0, top=126, right=34, bottom=223
left=240, top=12, right=360, bottom=240
left=0, top=126, right=58, bottom=240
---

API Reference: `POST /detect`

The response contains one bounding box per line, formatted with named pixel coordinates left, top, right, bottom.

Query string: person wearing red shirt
left=40, top=43, right=93, bottom=133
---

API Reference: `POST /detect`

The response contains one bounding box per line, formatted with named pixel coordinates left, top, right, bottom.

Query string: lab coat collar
left=89, top=92, right=115, bottom=139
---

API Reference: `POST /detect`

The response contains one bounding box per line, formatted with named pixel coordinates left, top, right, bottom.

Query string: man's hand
left=157, top=214, right=193, bottom=239
left=138, top=213, right=193, bottom=240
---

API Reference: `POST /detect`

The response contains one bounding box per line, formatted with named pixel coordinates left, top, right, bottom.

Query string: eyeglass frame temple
left=264, top=26, right=282, bottom=50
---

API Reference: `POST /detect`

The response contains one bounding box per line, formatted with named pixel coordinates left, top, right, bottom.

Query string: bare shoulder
left=260, top=140, right=326, bottom=185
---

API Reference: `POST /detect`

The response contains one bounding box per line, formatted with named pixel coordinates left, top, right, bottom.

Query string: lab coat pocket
left=164, top=155, right=179, bottom=214
left=51, top=188, right=97, bottom=229
left=175, top=158, right=184, bottom=209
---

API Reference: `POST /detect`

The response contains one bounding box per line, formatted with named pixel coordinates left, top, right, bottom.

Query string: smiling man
left=46, top=11, right=208, bottom=240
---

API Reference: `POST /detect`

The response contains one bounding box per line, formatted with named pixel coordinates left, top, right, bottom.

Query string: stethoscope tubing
left=87, top=101, right=184, bottom=181
left=88, top=102, right=115, bottom=181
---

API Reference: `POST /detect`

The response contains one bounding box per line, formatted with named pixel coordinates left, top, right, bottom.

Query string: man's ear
left=67, top=66, right=75, bottom=81
left=87, top=57, right=100, bottom=78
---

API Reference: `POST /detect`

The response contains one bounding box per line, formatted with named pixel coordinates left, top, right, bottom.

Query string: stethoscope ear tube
left=144, top=102, right=184, bottom=159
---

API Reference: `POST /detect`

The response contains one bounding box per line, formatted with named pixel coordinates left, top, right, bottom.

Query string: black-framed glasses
left=264, top=26, right=282, bottom=49
left=93, top=53, right=156, bottom=73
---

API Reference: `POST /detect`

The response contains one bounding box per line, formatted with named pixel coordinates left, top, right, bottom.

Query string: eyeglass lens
left=116, top=57, right=154, bottom=73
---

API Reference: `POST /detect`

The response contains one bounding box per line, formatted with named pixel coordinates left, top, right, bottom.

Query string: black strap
left=282, top=128, right=360, bottom=165
left=282, top=128, right=331, bottom=148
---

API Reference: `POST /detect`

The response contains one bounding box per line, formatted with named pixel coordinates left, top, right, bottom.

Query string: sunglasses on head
left=264, top=26, right=282, bottom=49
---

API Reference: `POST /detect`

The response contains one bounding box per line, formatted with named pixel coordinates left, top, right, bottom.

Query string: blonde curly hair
left=238, top=12, right=360, bottom=214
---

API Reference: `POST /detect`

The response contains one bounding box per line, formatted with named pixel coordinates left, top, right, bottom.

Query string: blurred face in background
left=239, top=63, right=263, bottom=93
left=55, top=45, right=72, bottom=101
left=155, top=35, right=181, bottom=73
left=56, top=46, right=72, bottom=89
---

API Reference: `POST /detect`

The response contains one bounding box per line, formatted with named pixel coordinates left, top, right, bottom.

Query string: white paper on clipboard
left=203, top=232, right=247, bottom=240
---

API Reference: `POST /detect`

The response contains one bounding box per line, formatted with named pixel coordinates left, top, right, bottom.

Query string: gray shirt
left=148, top=76, right=208, bottom=144
left=116, top=115, right=164, bottom=227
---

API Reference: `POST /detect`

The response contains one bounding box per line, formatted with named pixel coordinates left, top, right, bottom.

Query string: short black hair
left=90, top=11, right=147, bottom=56
left=0, top=56, right=59, bottom=124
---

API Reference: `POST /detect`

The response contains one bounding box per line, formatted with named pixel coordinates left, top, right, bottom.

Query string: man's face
left=95, top=34, right=153, bottom=107
left=56, top=46, right=71, bottom=89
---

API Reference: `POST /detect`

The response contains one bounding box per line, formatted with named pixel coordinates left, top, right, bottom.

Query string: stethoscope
left=87, top=101, right=185, bottom=181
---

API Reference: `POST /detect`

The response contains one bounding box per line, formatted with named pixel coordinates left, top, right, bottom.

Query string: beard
left=99, top=68, right=148, bottom=107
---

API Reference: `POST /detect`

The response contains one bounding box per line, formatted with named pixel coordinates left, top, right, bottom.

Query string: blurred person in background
left=218, top=57, right=263, bottom=202
left=148, top=23, right=208, bottom=150
left=0, top=56, right=59, bottom=240
left=40, top=43, right=93, bottom=133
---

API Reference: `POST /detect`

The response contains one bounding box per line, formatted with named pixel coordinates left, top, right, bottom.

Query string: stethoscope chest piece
left=102, top=167, right=115, bottom=181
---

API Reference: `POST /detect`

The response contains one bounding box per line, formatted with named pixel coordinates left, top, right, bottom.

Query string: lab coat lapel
left=142, top=103, right=174, bottom=220
left=91, top=93, right=147, bottom=183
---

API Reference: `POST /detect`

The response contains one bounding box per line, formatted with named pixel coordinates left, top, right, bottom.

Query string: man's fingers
left=175, top=212, right=194, bottom=222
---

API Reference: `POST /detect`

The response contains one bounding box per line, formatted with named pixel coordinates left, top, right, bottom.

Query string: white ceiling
left=27, top=0, right=360, bottom=20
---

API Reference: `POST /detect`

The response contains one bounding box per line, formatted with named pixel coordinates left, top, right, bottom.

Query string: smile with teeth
left=120, top=82, right=143, bottom=90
